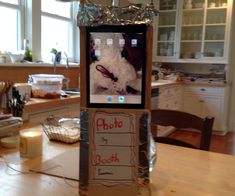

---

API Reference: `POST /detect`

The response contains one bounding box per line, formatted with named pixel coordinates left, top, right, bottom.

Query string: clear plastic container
left=29, top=74, right=64, bottom=99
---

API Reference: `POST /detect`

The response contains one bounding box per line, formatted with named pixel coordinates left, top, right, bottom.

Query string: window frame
left=0, top=0, right=80, bottom=64
left=40, top=1, right=79, bottom=63
left=0, top=0, right=24, bottom=51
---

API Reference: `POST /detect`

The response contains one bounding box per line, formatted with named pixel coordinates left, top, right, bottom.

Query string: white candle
left=19, top=131, right=43, bottom=158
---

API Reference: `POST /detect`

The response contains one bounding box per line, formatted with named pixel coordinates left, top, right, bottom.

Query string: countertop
left=151, top=80, right=182, bottom=88
left=24, top=95, right=80, bottom=112
left=23, top=79, right=225, bottom=111
left=151, top=79, right=226, bottom=88
left=23, top=79, right=225, bottom=112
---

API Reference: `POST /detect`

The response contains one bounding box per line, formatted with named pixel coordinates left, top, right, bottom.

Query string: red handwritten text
left=96, top=118, right=123, bottom=131
left=94, top=153, right=120, bottom=165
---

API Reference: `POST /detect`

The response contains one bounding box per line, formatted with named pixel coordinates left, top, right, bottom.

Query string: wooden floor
left=168, top=130, right=235, bottom=155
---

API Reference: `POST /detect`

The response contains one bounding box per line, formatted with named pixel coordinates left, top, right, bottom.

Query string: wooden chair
left=151, top=109, right=214, bottom=151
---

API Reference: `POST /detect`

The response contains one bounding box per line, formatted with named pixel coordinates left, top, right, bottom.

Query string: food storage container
left=29, top=74, right=64, bottom=99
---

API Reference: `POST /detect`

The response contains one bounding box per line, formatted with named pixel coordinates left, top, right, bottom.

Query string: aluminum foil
left=77, top=2, right=158, bottom=26
left=77, top=2, right=102, bottom=26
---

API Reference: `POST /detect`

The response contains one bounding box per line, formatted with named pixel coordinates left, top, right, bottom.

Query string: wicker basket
left=42, top=116, right=80, bottom=144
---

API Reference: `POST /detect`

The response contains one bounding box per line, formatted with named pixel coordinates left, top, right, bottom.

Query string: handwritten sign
left=95, top=134, right=134, bottom=146
left=92, top=113, right=134, bottom=133
left=93, top=166, right=135, bottom=180
left=92, top=148, right=134, bottom=166
left=91, top=111, right=137, bottom=182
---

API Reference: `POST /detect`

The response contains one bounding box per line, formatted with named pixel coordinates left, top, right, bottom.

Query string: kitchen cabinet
left=151, top=83, right=182, bottom=136
left=23, top=96, right=80, bottom=123
left=158, top=84, right=182, bottom=110
left=23, top=103, right=80, bottom=124
left=153, top=0, right=233, bottom=64
left=153, top=0, right=179, bottom=60
left=151, top=87, right=159, bottom=110
left=182, top=85, right=226, bottom=133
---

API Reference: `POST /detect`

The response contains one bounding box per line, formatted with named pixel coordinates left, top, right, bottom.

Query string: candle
left=19, top=131, right=43, bottom=158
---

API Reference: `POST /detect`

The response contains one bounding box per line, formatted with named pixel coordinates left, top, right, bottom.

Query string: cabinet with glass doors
left=154, top=0, right=178, bottom=59
left=153, top=0, right=233, bottom=64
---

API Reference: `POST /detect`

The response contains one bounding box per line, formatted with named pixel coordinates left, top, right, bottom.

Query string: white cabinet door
left=182, top=85, right=226, bottom=132
left=202, top=96, right=223, bottom=131
left=158, top=84, right=182, bottom=110
left=183, top=95, right=203, bottom=117
left=153, top=0, right=180, bottom=62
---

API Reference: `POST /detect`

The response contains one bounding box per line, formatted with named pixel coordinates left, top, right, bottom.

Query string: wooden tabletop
left=0, top=125, right=235, bottom=196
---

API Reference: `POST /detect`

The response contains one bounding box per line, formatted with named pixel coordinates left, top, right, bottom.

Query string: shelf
left=204, top=40, right=225, bottom=42
left=207, top=7, right=227, bottom=10
left=181, top=40, right=202, bottom=43
left=182, top=24, right=203, bottom=27
left=157, top=41, right=175, bottom=43
left=159, top=9, right=177, bottom=13
left=183, top=8, right=204, bottom=12
left=158, top=25, right=176, bottom=28
left=205, top=23, right=226, bottom=26
left=157, top=55, right=176, bottom=58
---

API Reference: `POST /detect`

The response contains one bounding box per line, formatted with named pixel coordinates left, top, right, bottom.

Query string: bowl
left=9, top=54, right=24, bottom=63
left=182, top=52, right=192, bottom=59
left=0, top=136, right=19, bottom=148
left=195, top=3, right=204, bottom=8
left=209, top=2, right=216, bottom=8
left=0, top=55, right=6, bottom=63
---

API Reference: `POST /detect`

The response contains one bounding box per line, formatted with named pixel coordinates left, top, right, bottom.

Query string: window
left=0, top=0, right=80, bottom=63
left=0, top=0, right=22, bottom=52
left=41, top=0, right=79, bottom=63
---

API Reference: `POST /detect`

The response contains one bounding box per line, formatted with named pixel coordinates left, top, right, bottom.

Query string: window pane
left=0, top=7, right=18, bottom=51
left=41, top=16, right=70, bottom=61
left=0, top=0, right=18, bottom=4
left=41, top=0, right=70, bottom=18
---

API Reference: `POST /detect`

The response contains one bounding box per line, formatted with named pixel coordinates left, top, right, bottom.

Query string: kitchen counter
left=151, top=80, right=182, bottom=88
left=23, top=95, right=80, bottom=122
left=24, top=95, right=80, bottom=112
left=151, top=79, right=226, bottom=88
left=183, top=81, right=226, bottom=87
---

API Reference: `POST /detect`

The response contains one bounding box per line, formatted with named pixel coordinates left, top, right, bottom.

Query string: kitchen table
left=0, top=125, right=235, bottom=196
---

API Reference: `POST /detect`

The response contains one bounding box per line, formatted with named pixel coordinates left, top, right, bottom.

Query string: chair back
left=151, top=109, right=214, bottom=150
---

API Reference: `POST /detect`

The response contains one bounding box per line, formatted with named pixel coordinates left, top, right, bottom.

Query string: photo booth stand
left=79, top=25, right=153, bottom=196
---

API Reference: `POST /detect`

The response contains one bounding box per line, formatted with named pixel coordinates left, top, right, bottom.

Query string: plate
left=0, top=136, right=19, bottom=148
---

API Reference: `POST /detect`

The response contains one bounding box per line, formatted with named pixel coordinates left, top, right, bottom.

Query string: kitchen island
left=23, top=95, right=80, bottom=123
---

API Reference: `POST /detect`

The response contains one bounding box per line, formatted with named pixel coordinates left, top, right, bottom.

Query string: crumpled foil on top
left=77, top=3, right=101, bottom=26
left=77, top=2, right=159, bottom=27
